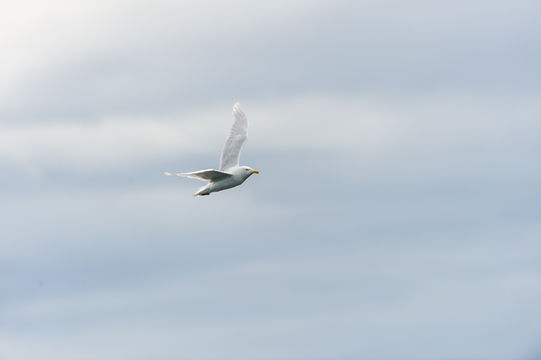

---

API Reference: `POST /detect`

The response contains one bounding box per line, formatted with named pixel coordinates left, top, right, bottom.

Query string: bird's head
left=236, top=166, right=259, bottom=179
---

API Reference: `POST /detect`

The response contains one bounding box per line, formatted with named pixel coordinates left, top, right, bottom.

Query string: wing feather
left=219, top=103, right=248, bottom=171
left=173, top=169, right=232, bottom=182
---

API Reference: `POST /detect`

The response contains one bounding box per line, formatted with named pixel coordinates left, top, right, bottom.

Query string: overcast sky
left=1, top=1, right=541, bottom=359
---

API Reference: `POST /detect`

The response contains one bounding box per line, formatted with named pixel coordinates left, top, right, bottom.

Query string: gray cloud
left=2, top=1, right=541, bottom=359
left=1, top=0, right=539, bottom=122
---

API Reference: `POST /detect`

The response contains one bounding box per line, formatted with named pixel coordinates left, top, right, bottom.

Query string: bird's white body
left=164, top=103, right=259, bottom=196
left=193, top=166, right=258, bottom=196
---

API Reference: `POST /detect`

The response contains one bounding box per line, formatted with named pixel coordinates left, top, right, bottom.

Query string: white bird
left=164, top=103, right=259, bottom=196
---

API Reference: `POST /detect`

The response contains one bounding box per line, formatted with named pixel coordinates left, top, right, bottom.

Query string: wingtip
left=232, top=103, right=247, bottom=119
left=233, top=102, right=243, bottom=112
left=165, top=171, right=187, bottom=177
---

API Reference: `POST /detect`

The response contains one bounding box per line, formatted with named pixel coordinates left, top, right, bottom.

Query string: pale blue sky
left=1, top=0, right=541, bottom=359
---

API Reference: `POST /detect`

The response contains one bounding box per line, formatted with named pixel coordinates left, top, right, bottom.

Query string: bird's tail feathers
left=194, top=184, right=211, bottom=196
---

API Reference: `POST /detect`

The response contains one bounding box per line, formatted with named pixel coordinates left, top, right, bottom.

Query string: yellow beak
left=251, top=170, right=260, bottom=174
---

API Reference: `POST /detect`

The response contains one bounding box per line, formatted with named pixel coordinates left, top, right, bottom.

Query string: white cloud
left=1, top=1, right=540, bottom=359
left=2, top=0, right=538, bottom=119
left=2, top=93, right=539, bottom=179
left=3, top=228, right=541, bottom=360
left=0, top=183, right=294, bottom=265
left=0, top=110, right=223, bottom=173
left=0, top=0, right=333, bottom=100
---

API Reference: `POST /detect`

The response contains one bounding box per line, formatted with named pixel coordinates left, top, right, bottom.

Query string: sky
left=1, top=0, right=541, bottom=359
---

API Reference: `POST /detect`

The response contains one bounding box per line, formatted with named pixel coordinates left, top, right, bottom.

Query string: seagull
left=164, top=103, right=259, bottom=196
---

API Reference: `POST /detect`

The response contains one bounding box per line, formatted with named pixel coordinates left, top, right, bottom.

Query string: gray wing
left=168, top=169, right=232, bottom=182
left=219, top=103, right=248, bottom=171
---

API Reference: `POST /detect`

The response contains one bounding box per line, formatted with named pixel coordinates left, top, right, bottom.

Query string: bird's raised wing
left=165, top=169, right=232, bottom=182
left=220, top=103, right=248, bottom=171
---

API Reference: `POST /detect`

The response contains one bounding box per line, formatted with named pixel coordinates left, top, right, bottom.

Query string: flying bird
left=164, top=103, right=259, bottom=196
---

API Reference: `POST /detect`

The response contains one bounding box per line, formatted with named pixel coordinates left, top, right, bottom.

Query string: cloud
left=3, top=224, right=541, bottom=360
left=2, top=0, right=539, bottom=122
left=1, top=92, right=539, bottom=185
left=2, top=1, right=541, bottom=359
left=0, top=0, right=334, bottom=119
left=0, top=111, right=222, bottom=173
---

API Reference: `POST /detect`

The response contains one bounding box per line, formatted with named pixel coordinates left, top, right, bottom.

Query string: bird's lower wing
left=164, top=169, right=232, bottom=182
